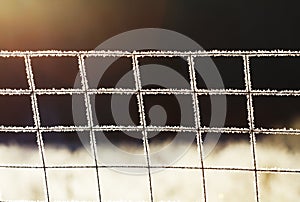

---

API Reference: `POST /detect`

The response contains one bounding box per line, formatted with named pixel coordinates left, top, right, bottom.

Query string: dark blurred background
left=0, top=0, right=299, bottom=50
left=0, top=0, right=299, bottom=147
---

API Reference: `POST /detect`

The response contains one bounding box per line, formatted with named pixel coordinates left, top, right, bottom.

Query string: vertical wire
left=24, top=55, right=50, bottom=202
left=132, top=54, right=154, bottom=202
left=77, top=54, right=102, bottom=201
left=243, top=55, right=260, bottom=202
left=188, top=55, right=207, bottom=202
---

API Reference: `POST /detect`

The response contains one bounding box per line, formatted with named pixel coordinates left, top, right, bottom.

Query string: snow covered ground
left=0, top=134, right=299, bottom=201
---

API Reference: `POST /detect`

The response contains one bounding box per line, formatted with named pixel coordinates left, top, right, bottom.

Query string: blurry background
left=0, top=0, right=299, bottom=50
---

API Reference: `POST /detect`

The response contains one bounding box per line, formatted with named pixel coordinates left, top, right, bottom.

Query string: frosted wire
left=132, top=54, right=154, bottom=201
left=0, top=50, right=299, bottom=202
left=243, top=56, right=259, bottom=201
left=187, top=55, right=207, bottom=201
left=77, top=54, right=102, bottom=201
left=24, top=55, right=50, bottom=201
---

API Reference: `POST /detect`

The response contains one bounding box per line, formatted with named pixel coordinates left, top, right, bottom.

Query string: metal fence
left=0, top=50, right=299, bottom=202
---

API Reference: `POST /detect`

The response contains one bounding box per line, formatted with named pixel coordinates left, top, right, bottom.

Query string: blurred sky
left=0, top=0, right=299, bottom=50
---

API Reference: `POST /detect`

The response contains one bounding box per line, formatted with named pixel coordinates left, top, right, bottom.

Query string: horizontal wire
left=0, top=164, right=298, bottom=174
left=0, top=125, right=299, bottom=135
left=1, top=88, right=300, bottom=96
left=1, top=50, right=300, bottom=57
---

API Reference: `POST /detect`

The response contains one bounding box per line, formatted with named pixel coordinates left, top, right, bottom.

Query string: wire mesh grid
left=0, top=50, right=300, bottom=202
